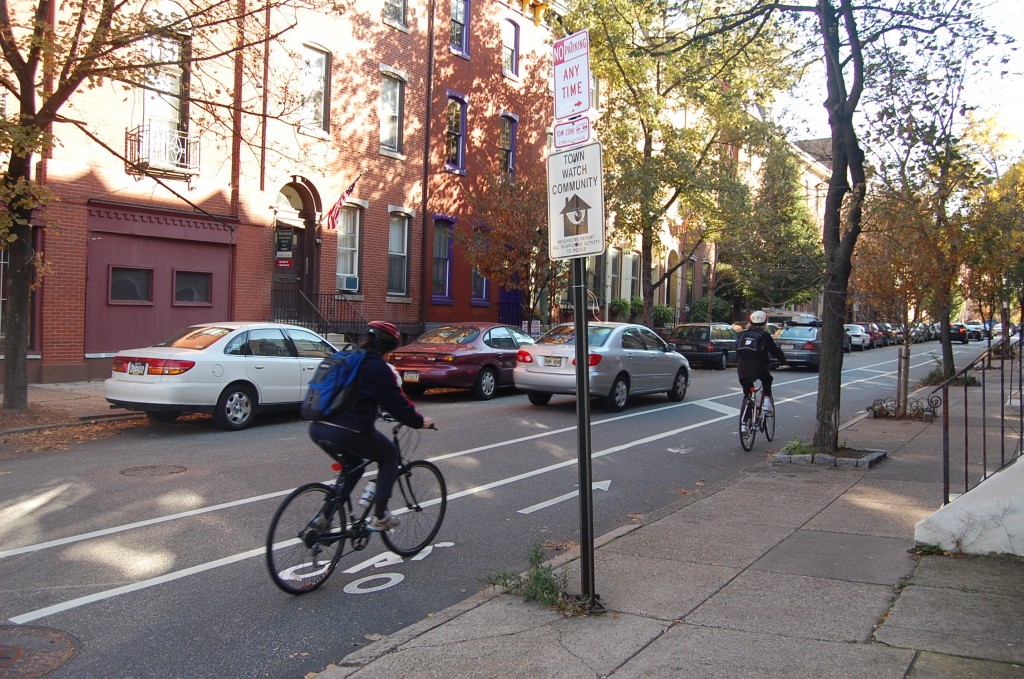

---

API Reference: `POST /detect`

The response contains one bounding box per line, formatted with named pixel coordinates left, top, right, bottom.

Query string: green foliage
left=482, top=539, right=588, bottom=616
left=718, top=139, right=824, bottom=309
left=652, top=304, right=675, bottom=327
left=781, top=439, right=816, bottom=456
left=629, top=297, right=645, bottom=319
left=609, top=297, right=630, bottom=318
left=687, top=295, right=732, bottom=323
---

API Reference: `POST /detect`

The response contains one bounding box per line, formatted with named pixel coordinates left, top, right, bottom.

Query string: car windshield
left=844, top=325, right=863, bottom=332
left=670, top=326, right=709, bottom=341
left=538, top=324, right=613, bottom=347
left=156, top=326, right=232, bottom=350
left=779, top=327, right=817, bottom=340
left=415, top=325, right=481, bottom=344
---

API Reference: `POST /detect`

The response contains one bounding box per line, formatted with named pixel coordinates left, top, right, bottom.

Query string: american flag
left=325, top=171, right=364, bottom=231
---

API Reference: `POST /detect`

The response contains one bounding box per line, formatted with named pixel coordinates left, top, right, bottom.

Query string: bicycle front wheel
left=266, top=483, right=347, bottom=595
left=381, top=460, right=447, bottom=557
left=739, top=398, right=757, bottom=451
left=763, top=407, right=776, bottom=441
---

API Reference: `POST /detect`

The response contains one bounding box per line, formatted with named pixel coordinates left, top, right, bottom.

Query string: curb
left=0, top=413, right=145, bottom=437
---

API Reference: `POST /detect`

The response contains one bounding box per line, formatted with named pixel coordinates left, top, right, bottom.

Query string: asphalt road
left=0, top=342, right=972, bottom=678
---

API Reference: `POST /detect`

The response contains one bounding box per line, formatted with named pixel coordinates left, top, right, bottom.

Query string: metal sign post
left=548, top=29, right=603, bottom=612
left=570, top=256, right=598, bottom=609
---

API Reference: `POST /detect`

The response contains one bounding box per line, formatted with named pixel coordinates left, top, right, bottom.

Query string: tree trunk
left=2, top=152, right=37, bottom=412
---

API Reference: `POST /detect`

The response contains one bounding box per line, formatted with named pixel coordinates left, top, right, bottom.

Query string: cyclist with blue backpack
left=309, top=320, right=434, bottom=531
left=736, top=310, right=788, bottom=413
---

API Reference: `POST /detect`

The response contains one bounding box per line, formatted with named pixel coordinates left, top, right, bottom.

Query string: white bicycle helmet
left=749, top=310, right=768, bottom=325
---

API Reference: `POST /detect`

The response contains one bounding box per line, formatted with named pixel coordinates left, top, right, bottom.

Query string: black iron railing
left=270, top=290, right=366, bottom=340
left=931, top=329, right=1023, bottom=505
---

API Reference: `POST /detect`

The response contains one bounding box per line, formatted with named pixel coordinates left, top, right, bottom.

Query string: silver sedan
left=513, top=322, right=690, bottom=412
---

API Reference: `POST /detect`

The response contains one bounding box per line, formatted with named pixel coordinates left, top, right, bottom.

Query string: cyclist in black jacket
left=735, top=311, right=788, bottom=412
left=309, top=321, right=433, bottom=531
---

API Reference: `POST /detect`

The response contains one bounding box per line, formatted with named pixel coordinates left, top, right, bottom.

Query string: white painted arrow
left=518, top=480, right=611, bottom=515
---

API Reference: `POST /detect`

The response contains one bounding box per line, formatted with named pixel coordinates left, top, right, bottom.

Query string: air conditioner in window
left=338, top=275, right=359, bottom=292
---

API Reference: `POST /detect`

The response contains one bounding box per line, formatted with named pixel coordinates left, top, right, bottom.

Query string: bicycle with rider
left=735, top=310, right=788, bottom=412
left=308, top=320, right=434, bottom=531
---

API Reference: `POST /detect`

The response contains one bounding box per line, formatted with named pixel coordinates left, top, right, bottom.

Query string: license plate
left=403, top=371, right=420, bottom=382
left=682, top=344, right=696, bottom=351
left=779, top=344, right=793, bottom=351
left=128, top=361, right=147, bottom=375
left=543, top=356, right=562, bottom=367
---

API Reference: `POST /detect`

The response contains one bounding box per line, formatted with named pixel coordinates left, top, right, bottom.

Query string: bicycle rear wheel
left=763, top=406, right=776, bottom=441
left=739, top=397, right=757, bottom=451
left=266, top=483, right=347, bottom=594
left=381, top=460, right=447, bottom=557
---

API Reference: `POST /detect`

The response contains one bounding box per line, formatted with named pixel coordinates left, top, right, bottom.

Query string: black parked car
left=667, top=323, right=738, bottom=370
left=950, top=323, right=970, bottom=344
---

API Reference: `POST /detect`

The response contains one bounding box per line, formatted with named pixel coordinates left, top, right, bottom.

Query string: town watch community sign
left=547, top=141, right=605, bottom=260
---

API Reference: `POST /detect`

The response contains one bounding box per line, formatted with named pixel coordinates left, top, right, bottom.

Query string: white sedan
left=843, top=324, right=872, bottom=351
left=104, top=322, right=345, bottom=430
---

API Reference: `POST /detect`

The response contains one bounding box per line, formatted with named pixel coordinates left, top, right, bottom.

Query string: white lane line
left=0, top=490, right=292, bottom=560
left=692, top=399, right=741, bottom=416
left=8, top=546, right=264, bottom=624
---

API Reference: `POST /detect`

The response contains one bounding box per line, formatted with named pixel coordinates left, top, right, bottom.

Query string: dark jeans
left=739, top=366, right=774, bottom=399
left=308, top=422, right=399, bottom=501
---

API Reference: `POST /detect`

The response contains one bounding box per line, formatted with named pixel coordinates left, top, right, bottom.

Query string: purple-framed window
left=432, top=218, right=454, bottom=304
left=450, top=0, right=469, bottom=56
left=445, top=91, right=468, bottom=174
left=109, top=266, right=153, bottom=305
left=499, top=112, right=517, bottom=178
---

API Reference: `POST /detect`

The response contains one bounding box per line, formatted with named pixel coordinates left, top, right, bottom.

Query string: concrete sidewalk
left=10, top=380, right=1024, bottom=678
left=313, top=402, right=1023, bottom=678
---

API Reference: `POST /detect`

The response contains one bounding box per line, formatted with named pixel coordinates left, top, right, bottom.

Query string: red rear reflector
left=516, top=350, right=534, bottom=363
left=331, top=463, right=343, bottom=472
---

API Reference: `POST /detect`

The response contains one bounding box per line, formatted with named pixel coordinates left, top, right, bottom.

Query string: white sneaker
left=763, top=398, right=774, bottom=413
left=368, top=512, right=400, bottom=531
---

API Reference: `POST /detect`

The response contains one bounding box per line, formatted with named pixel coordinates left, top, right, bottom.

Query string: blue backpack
left=300, top=349, right=366, bottom=420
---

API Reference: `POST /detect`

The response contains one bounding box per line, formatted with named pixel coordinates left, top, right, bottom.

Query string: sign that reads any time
left=547, top=141, right=604, bottom=260
left=553, top=30, right=591, bottom=120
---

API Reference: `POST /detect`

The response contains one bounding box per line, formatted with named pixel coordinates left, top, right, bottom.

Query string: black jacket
left=325, top=350, right=425, bottom=433
left=735, top=328, right=786, bottom=380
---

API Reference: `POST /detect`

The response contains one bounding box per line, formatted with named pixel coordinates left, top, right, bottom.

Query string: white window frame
left=300, top=45, right=330, bottom=131
left=388, top=212, right=410, bottom=295
left=335, top=207, right=361, bottom=291
left=380, top=71, right=405, bottom=153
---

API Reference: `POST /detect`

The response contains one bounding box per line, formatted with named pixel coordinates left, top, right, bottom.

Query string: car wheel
left=667, top=369, right=688, bottom=402
left=844, top=341, right=851, bottom=354
left=214, top=382, right=257, bottom=431
left=604, top=375, right=629, bottom=412
left=714, top=351, right=727, bottom=371
left=402, top=383, right=427, bottom=398
left=146, top=409, right=182, bottom=424
left=472, top=367, right=498, bottom=400
left=527, top=391, right=552, bottom=406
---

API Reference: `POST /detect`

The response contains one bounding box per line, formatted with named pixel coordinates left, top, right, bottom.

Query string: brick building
left=4, top=0, right=563, bottom=383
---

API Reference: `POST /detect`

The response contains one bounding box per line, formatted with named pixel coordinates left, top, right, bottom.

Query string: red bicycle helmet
left=367, top=320, right=402, bottom=350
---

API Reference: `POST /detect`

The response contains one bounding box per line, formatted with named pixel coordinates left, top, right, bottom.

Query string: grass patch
left=482, top=538, right=590, bottom=616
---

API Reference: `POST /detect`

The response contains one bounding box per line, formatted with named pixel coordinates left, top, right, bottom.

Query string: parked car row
left=111, top=311, right=1004, bottom=431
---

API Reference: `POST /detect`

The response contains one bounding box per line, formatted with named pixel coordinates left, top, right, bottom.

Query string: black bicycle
left=266, top=420, right=447, bottom=595
left=739, top=382, right=776, bottom=451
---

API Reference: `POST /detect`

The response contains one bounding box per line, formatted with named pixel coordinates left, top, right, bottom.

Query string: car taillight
left=145, top=359, right=196, bottom=376
left=112, top=356, right=130, bottom=373
left=706, top=343, right=715, bottom=353
left=516, top=350, right=534, bottom=363
left=572, top=354, right=602, bottom=367
left=437, top=354, right=456, bottom=363
left=801, top=342, right=816, bottom=351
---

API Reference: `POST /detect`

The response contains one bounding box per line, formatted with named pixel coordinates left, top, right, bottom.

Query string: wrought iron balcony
left=125, top=124, right=200, bottom=179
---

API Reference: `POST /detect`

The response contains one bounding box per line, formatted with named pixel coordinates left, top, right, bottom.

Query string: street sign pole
left=571, top=256, right=598, bottom=609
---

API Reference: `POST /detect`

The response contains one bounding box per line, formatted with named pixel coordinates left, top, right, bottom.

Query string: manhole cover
left=119, top=465, right=187, bottom=477
left=0, top=625, right=76, bottom=678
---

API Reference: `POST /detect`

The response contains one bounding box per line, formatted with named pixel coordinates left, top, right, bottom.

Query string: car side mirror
left=665, top=343, right=676, bottom=352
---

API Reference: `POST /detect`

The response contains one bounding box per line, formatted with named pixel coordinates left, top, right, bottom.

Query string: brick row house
left=4, top=0, right=564, bottom=383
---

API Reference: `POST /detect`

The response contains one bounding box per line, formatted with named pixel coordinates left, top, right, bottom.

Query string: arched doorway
left=271, top=181, right=320, bottom=321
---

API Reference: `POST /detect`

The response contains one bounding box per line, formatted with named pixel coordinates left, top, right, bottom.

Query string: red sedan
left=388, top=322, right=536, bottom=399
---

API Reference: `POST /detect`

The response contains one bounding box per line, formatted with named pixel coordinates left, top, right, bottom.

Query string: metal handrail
left=929, top=328, right=1023, bottom=504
